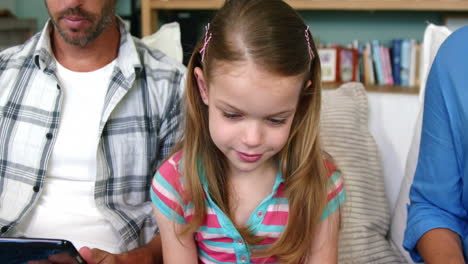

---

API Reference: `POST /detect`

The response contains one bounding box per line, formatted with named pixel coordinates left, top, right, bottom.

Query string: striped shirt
left=0, top=19, right=186, bottom=251
left=151, top=152, right=346, bottom=263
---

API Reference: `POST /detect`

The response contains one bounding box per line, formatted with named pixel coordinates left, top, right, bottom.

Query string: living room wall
left=5, top=0, right=446, bottom=46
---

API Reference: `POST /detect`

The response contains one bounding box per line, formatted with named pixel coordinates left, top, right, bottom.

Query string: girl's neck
left=227, top=160, right=277, bottom=182
left=227, top=161, right=279, bottom=226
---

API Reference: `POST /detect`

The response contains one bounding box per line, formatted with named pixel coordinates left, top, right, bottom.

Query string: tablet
left=0, top=237, right=87, bottom=264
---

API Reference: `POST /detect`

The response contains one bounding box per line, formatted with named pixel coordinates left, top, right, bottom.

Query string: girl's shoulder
left=322, top=152, right=339, bottom=178
left=158, top=151, right=184, bottom=174
left=155, top=151, right=185, bottom=191
left=152, top=151, right=190, bottom=224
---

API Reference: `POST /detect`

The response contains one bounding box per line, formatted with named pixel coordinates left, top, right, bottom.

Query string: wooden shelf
left=0, top=18, right=37, bottom=51
left=141, top=0, right=468, bottom=36
left=323, top=83, right=419, bottom=94
left=140, top=0, right=448, bottom=95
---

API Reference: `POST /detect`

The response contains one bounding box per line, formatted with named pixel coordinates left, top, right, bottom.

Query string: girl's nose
left=241, top=122, right=263, bottom=147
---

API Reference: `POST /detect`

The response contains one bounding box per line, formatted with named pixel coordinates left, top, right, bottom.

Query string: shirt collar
left=33, top=16, right=143, bottom=79
left=199, top=164, right=285, bottom=196
left=33, top=21, right=55, bottom=71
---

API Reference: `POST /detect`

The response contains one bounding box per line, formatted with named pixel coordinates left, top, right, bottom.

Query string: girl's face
left=195, top=62, right=309, bottom=175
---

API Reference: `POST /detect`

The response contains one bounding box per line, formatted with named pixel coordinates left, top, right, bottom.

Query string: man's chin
left=59, top=31, right=94, bottom=46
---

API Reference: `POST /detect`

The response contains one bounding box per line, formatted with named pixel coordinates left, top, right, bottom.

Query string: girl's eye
left=268, top=118, right=286, bottom=125
left=223, top=112, right=242, bottom=120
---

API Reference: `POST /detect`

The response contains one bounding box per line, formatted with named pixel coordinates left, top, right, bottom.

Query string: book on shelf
left=400, top=39, right=411, bottom=86
left=408, top=39, right=417, bottom=87
left=318, top=47, right=338, bottom=82
left=338, top=46, right=358, bottom=83
left=318, top=46, right=358, bottom=83
left=352, top=40, right=362, bottom=82
left=381, top=46, right=394, bottom=85
left=414, top=43, right=421, bottom=87
left=371, top=40, right=385, bottom=85
left=391, top=39, right=402, bottom=86
left=363, top=42, right=375, bottom=85
left=407, top=39, right=422, bottom=88
left=318, top=38, right=420, bottom=92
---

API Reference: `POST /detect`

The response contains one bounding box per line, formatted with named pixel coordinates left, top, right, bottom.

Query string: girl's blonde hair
left=173, top=0, right=329, bottom=262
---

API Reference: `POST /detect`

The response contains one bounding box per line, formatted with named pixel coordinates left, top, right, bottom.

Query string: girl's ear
left=304, top=80, right=312, bottom=90
left=194, top=67, right=209, bottom=105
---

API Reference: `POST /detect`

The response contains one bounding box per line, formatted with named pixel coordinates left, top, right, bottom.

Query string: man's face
left=45, top=0, right=116, bottom=46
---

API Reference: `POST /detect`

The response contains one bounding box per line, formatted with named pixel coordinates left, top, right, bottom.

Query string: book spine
left=366, top=42, right=375, bottom=85
left=400, top=39, right=411, bottom=86
left=392, top=39, right=402, bottom=86
left=371, top=40, right=385, bottom=85
left=384, top=47, right=394, bottom=85
left=408, top=39, right=417, bottom=87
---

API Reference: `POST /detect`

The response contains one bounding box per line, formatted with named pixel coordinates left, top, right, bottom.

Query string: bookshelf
left=140, top=0, right=468, bottom=94
left=0, top=17, right=36, bottom=51
left=142, top=0, right=468, bottom=36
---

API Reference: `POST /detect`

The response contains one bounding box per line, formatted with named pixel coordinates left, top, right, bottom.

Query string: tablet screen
left=0, top=238, right=87, bottom=264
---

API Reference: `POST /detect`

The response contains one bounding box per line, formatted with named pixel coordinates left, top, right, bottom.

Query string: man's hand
left=79, top=247, right=120, bottom=264
left=78, top=235, right=163, bottom=264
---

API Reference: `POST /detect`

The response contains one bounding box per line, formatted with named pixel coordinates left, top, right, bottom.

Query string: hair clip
left=305, top=26, right=314, bottom=60
left=199, top=23, right=213, bottom=62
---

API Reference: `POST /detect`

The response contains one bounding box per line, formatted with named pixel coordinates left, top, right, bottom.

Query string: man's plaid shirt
left=0, top=20, right=185, bottom=251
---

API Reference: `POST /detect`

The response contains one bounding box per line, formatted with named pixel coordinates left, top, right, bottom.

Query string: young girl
left=150, top=0, right=346, bottom=263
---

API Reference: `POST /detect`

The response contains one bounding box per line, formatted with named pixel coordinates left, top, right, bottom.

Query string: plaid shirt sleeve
left=154, top=71, right=184, bottom=170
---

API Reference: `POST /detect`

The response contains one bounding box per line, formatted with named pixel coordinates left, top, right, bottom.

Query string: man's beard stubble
left=48, top=3, right=115, bottom=47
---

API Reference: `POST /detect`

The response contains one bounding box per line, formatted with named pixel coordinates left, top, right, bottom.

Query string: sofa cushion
left=141, top=22, right=183, bottom=64
left=321, top=82, right=404, bottom=263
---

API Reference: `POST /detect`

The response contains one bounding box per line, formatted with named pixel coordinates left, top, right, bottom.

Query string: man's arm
left=417, top=228, right=464, bottom=264
left=79, top=235, right=163, bottom=264
left=403, top=36, right=467, bottom=262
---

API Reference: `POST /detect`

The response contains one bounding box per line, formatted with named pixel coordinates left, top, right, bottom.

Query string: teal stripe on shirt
left=320, top=189, right=346, bottom=220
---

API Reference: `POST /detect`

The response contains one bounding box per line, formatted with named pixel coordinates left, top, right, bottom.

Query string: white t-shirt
left=12, top=60, right=122, bottom=253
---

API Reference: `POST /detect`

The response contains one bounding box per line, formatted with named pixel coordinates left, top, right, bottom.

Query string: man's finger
left=79, top=247, right=96, bottom=264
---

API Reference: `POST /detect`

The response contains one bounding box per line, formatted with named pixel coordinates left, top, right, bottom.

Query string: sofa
left=144, top=22, right=452, bottom=264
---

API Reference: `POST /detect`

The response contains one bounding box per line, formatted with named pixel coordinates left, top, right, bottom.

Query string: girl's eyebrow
left=216, top=100, right=295, bottom=116
left=216, top=101, right=243, bottom=112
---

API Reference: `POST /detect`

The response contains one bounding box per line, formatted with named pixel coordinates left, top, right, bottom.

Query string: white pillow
left=418, top=24, right=452, bottom=103
left=389, top=24, right=451, bottom=263
left=141, top=22, right=183, bottom=64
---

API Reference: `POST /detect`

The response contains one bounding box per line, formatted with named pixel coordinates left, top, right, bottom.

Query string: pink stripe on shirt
left=152, top=183, right=184, bottom=217
left=328, top=181, right=344, bottom=201
left=198, top=241, right=238, bottom=263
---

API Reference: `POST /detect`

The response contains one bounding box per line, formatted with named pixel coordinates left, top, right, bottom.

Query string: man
left=404, top=26, right=468, bottom=264
left=0, top=0, right=185, bottom=263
